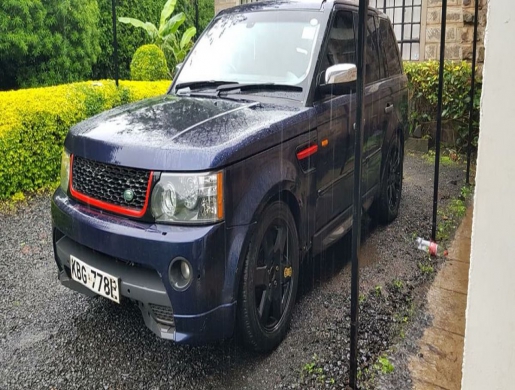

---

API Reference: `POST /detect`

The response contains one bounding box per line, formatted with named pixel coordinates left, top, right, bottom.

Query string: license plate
left=70, top=255, right=120, bottom=303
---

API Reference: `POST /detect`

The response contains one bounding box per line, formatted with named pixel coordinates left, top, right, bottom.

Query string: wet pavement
left=409, top=206, right=473, bottom=390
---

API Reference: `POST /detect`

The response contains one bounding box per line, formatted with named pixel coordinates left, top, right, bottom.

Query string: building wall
left=423, top=0, right=486, bottom=64
left=214, top=0, right=238, bottom=14
left=461, top=0, right=515, bottom=388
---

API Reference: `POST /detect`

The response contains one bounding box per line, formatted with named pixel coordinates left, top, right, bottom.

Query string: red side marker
left=297, top=144, right=318, bottom=160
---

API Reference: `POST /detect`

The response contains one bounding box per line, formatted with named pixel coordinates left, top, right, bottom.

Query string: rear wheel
left=237, top=201, right=299, bottom=352
left=371, top=134, right=403, bottom=224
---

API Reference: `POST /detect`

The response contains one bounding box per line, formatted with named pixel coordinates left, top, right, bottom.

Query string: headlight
left=60, top=150, right=70, bottom=192
left=151, top=172, right=224, bottom=223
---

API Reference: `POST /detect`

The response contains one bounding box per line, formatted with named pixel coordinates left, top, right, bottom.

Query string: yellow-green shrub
left=131, top=45, right=170, bottom=81
left=0, top=80, right=170, bottom=199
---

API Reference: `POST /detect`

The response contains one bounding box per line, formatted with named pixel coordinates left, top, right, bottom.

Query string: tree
left=92, top=0, right=165, bottom=80
left=175, top=0, right=215, bottom=35
left=119, top=0, right=196, bottom=71
left=0, top=0, right=101, bottom=90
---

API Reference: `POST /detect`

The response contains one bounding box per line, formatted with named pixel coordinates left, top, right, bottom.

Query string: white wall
left=461, top=1, right=515, bottom=389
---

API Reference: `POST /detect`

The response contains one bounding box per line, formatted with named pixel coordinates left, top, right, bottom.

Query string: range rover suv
left=52, top=0, right=408, bottom=351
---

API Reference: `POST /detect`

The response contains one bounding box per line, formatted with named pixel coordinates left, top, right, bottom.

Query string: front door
left=314, top=10, right=357, bottom=233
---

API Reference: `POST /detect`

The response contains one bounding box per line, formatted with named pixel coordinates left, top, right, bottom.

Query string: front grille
left=149, top=304, right=175, bottom=325
left=71, top=156, right=151, bottom=210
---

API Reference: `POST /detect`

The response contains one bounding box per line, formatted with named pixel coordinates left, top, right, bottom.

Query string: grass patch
left=436, top=185, right=472, bottom=242
left=374, top=355, right=395, bottom=374
left=422, top=149, right=460, bottom=166
left=301, top=354, right=326, bottom=383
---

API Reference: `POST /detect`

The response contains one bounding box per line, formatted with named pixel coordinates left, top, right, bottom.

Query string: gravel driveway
left=0, top=152, right=467, bottom=390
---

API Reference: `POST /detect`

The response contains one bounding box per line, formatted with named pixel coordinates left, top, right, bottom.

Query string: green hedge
left=0, top=80, right=170, bottom=200
left=0, top=0, right=101, bottom=90
left=131, top=45, right=169, bottom=81
left=404, top=61, right=482, bottom=151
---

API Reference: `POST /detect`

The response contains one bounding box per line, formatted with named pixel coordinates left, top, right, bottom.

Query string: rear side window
left=379, top=18, right=402, bottom=76
left=365, top=15, right=381, bottom=84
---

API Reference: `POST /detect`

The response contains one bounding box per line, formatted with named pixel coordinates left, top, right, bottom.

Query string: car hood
left=65, top=95, right=314, bottom=171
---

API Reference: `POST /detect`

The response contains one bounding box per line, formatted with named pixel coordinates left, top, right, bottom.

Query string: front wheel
left=371, top=134, right=403, bottom=224
left=237, top=201, right=299, bottom=352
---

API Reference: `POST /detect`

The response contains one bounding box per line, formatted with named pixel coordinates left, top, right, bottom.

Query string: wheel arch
left=228, top=185, right=306, bottom=309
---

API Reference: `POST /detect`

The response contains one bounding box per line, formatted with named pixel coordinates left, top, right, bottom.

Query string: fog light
left=169, top=257, right=193, bottom=291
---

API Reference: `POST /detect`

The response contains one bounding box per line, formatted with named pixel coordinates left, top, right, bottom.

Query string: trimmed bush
left=0, top=80, right=170, bottom=199
left=131, top=45, right=170, bottom=81
left=404, top=61, right=482, bottom=151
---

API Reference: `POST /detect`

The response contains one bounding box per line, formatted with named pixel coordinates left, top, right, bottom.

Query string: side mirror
left=175, top=62, right=184, bottom=73
left=325, top=63, right=357, bottom=85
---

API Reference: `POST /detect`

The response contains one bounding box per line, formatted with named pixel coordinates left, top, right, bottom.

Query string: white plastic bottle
left=415, top=237, right=448, bottom=257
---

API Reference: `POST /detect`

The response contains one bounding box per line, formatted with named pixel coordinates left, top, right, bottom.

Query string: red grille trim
left=69, top=155, right=154, bottom=218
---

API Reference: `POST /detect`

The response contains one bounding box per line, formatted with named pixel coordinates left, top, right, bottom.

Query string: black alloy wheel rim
left=254, top=221, right=294, bottom=332
left=387, top=140, right=402, bottom=212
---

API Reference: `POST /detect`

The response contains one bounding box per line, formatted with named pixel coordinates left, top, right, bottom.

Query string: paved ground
left=409, top=206, right=472, bottom=390
left=0, top=152, right=468, bottom=390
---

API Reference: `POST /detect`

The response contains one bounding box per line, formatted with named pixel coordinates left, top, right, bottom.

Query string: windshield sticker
left=302, top=26, right=316, bottom=40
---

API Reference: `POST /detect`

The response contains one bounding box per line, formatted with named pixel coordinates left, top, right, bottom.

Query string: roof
left=219, top=0, right=385, bottom=16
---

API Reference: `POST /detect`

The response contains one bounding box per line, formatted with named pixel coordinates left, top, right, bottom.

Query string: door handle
left=353, top=119, right=365, bottom=130
left=385, top=103, right=394, bottom=114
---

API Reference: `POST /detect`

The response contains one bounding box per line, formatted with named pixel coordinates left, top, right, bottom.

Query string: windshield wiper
left=216, top=83, right=303, bottom=94
left=175, top=80, right=238, bottom=92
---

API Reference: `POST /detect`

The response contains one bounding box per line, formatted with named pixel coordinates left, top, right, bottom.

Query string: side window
left=379, top=18, right=403, bottom=76
left=365, top=15, right=381, bottom=84
left=319, top=11, right=356, bottom=77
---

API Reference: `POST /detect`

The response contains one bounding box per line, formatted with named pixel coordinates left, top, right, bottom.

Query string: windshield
left=174, top=10, right=322, bottom=90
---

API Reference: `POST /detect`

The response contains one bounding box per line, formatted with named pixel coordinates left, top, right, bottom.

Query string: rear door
left=377, top=16, right=407, bottom=155
left=361, top=13, right=389, bottom=197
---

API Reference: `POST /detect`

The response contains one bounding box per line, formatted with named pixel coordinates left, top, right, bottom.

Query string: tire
left=371, top=134, right=404, bottom=224
left=237, top=201, right=300, bottom=352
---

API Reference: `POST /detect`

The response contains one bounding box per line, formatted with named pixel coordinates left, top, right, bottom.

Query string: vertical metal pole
left=400, top=0, right=406, bottom=59
left=349, top=0, right=368, bottom=388
left=111, top=0, right=119, bottom=87
left=431, top=0, right=447, bottom=241
left=195, top=0, right=199, bottom=33
left=466, top=0, right=480, bottom=184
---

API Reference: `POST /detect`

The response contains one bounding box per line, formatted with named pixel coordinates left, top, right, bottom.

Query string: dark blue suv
left=52, top=0, right=407, bottom=351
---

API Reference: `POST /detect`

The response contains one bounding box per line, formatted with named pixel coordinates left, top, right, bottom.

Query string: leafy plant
left=374, top=285, right=383, bottom=297
left=119, top=0, right=196, bottom=70
left=418, top=262, right=434, bottom=275
left=404, top=61, right=482, bottom=153
left=375, top=356, right=394, bottom=374
left=393, top=279, right=404, bottom=290
left=131, top=44, right=170, bottom=81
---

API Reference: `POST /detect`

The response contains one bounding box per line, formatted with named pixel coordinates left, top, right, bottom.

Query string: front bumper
left=51, top=188, right=239, bottom=344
